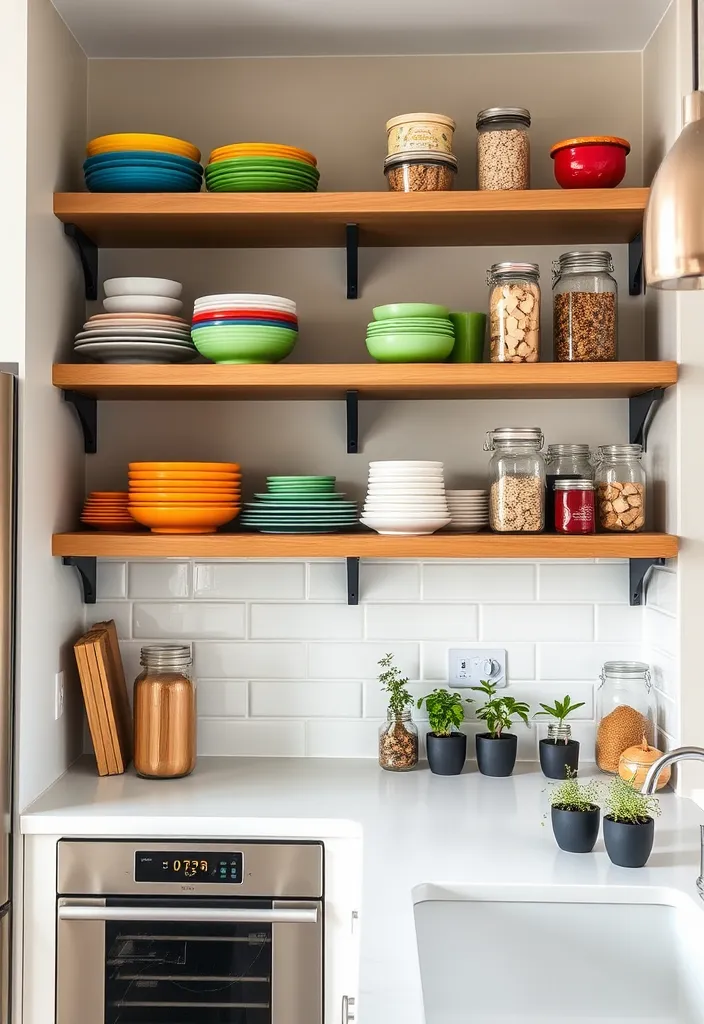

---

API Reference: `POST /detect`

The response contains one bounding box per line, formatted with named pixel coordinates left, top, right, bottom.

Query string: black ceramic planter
left=539, top=738, right=580, bottom=780
left=427, top=732, right=467, bottom=775
left=475, top=732, right=517, bottom=777
left=603, top=815, right=655, bottom=868
left=551, top=804, right=600, bottom=853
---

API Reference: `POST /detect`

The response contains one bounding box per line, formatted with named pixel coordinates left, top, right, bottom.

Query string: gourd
left=618, top=735, right=670, bottom=791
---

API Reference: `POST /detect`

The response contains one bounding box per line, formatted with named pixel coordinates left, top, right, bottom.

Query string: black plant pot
left=475, top=732, right=517, bottom=777
left=603, top=815, right=655, bottom=868
left=539, top=738, right=580, bottom=780
left=551, top=804, right=600, bottom=853
left=426, top=732, right=467, bottom=775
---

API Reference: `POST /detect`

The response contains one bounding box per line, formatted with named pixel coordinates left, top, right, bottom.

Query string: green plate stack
left=240, top=476, right=359, bottom=534
left=205, top=142, right=320, bottom=193
left=366, top=303, right=455, bottom=362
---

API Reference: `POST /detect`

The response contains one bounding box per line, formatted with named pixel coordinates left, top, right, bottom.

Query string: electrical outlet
left=54, top=671, right=65, bottom=720
left=448, top=649, right=507, bottom=689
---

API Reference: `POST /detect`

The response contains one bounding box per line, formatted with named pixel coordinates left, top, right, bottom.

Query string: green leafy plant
left=417, top=688, right=472, bottom=737
left=471, top=680, right=530, bottom=739
left=549, top=769, right=601, bottom=812
left=534, top=694, right=585, bottom=742
left=378, top=653, right=414, bottom=718
left=605, top=775, right=661, bottom=824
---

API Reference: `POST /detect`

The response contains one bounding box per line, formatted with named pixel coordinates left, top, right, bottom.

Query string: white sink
left=413, top=883, right=704, bottom=1023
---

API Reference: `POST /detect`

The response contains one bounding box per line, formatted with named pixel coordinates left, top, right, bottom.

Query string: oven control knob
left=342, top=995, right=356, bottom=1022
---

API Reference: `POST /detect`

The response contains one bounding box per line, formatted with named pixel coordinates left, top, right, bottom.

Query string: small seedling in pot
left=471, top=680, right=530, bottom=778
left=547, top=768, right=601, bottom=854
left=416, top=688, right=473, bottom=776
left=603, top=775, right=661, bottom=868
left=534, top=694, right=585, bottom=780
left=534, top=695, right=585, bottom=741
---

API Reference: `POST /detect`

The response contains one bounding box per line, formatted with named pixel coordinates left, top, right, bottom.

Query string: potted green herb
left=471, top=681, right=530, bottom=777
left=377, top=654, right=418, bottom=772
left=534, top=694, right=585, bottom=779
left=603, top=775, right=661, bottom=868
left=416, top=688, right=472, bottom=776
left=548, top=770, right=601, bottom=853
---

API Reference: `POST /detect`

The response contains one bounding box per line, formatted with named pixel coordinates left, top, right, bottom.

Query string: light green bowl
left=192, top=331, right=296, bottom=364
left=366, top=332, right=455, bottom=363
left=192, top=325, right=297, bottom=341
left=373, top=303, right=450, bottom=321
left=366, top=323, right=454, bottom=335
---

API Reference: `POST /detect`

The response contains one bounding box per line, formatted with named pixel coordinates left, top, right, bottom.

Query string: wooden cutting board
left=74, top=620, right=132, bottom=776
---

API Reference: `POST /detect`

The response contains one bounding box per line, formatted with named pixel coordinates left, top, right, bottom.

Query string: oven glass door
left=57, top=897, right=323, bottom=1024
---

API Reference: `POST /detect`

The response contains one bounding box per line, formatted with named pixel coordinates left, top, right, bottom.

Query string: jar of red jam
left=554, top=478, right=595, bottom=534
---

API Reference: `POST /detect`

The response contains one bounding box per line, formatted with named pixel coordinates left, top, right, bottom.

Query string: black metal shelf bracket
left=346, top=557, right=360, bottom=605
left=64, top=223, right=98, bottom=301
left=346, top=224, right=359, bottom=299
left=63, top=556, right=97, bottom=604
left=629, top=557, right=664, bottom=606
left=629, top=387, right=664, bottom=452
left=346, top=389, right=359, bottom=454
left=63, top=389, right=98, bottom=454
left=629, top=232, right=643, bottom=296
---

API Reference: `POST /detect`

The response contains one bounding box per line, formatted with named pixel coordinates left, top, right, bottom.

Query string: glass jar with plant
left=534, top=694, right=585, bottom=779
left=377, top=653, right=418, bottom=772
left=471, top=680, right=530, bottom=777
left=416, top=688, right=472, bottom=776
left=548, top=769, right=601, bottom=853
left=603, top=775, right=661, bottom=868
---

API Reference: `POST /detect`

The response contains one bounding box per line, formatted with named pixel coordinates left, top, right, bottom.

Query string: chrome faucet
left=641, top=746, right=704, bottom=896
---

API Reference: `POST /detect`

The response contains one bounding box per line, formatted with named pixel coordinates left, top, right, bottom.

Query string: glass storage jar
left=552, top=250, right=618, bottom=362
left=595, top=661, right=656, bottom=773
left=485, top=426, right=545, bottom=533
left=488, top=262, right=540, bottom=363
left=476, top=107, right=531, bottom=190
left=545, top=443, right=593, bottom=531
left=384, top=151, right=457, bottom=191
left=379, top=710, right=418, bottom=772
left=595, top=444, right=646, bottom=532
left=554, top=479, right=596, bottom=535
left=134, top=644, right=196, bottom=779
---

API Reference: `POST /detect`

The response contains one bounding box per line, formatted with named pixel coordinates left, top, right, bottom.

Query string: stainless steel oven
left=56, top=839, right=324, bottom=1024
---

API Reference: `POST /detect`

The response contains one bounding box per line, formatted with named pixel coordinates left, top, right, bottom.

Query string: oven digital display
left=135, top=851, right=244, bottom=883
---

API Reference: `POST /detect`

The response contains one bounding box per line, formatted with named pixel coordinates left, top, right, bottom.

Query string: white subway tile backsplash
left=128, top=561, right=191, bottom=599
left=645, top=607, right=678, bottom=658
left=465, top=681, right=594, bottom=722
left=198, top=680, right=248, bottom=718
left=538, top=642, right=643, bottom=680
left=649, top=649, right=678, bottom=702
left=305, top=719, right=381, bottom=757
left=421, top=642, right=535, bottom=682
left=423, top=562, right=535, bottom=602
left=96, top=561, right=126, bottom=600
left=538, top=563, right=629, bottom=603
left=309, top=561, right=420, bottom=601
left=194, top=643, right=306, bottom=679
left=364, top=680, right=429, bottom=719
left=595, top=605, right=643, bottom=642
left=646, top=567, right=677, bottom=617
left=194, top=561, right=305, bottom=600
left=91, top=602, right=132, bottom=639
left=308, top=643, right=419, bottom=680
left=251, top=603, right=363, bottom=640
left=482, top=604, right=593, bottom=642
left=197, top=719, right=306, bottom=756
left=366, top=604, right=478, bottom=641
left=133, top=603, right=246, bottom=640
left=250, top=681, right=362, bottom=719
left=656, top=691, right=679, bottom=738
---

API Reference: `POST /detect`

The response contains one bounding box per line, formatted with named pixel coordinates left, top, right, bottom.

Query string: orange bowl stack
left=127, top=462, right=241, bottom=534
left=81, top=491, right=137, bottom=531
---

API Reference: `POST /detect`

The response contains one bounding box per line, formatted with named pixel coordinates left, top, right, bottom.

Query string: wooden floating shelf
left=52, top=362, right=677, bottom=402
left=52, top=532, right=679, bottom=560
left=53, top=189, right=649, bottom=248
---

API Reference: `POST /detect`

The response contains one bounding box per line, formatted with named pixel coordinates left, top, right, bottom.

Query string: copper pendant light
left=644, top=0, right=704, bottom=289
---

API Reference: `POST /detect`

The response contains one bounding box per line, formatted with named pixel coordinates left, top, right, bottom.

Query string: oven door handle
left=57, top=904, right=319, bottom=924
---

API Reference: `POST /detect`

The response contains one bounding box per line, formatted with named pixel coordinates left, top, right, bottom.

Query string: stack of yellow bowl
left=81, top=492, right=136, bottom=532
left=128, top=462, right=241, bottom=534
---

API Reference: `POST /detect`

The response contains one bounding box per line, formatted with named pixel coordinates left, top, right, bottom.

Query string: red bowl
left=550, top=136, right=630, bottom=189
left=192, top=308, right=297, bottom=324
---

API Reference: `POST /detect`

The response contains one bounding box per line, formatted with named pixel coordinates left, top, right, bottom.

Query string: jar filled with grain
left=553, top=251, right=618, bottom=362
left=594, top=444, right=646, bottom=532
left=596, top=661, right=656, bottom=774
left=384, top=151, right=457, bottom=192
left=379, top=710, right=418, bottom=771
left=488, top=262, right=540, bottom=363
left=485, top=426, right=545, bottom=533
left=133, top=644, right=196, bottom=779
left=476, top=107, right=531, bottom=190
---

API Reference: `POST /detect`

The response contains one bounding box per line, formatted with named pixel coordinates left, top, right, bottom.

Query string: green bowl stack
left=205, top=142, right=320, bottom=193
left=366, top=303, right=455, bottom=362
left=240, top=477, right=359, bottom=534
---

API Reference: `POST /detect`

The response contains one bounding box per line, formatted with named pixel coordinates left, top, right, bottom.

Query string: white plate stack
left=445, top=490, right=490, bottom=532
left=361, top=461, right=450, bottom=536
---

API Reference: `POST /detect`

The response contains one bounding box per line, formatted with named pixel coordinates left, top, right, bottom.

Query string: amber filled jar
left=554, top=479, right=596, bottom=534
left=552, top=251, right=618, bottom=362
left=596, top=661, right=655, bottom=774
left=134, top=645, right=196, bottom=779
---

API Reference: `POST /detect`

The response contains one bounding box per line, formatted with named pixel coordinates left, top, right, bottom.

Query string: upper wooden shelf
left=52, top=361, right=677, bottom=402
left=53, top=189, right=649, bottom=248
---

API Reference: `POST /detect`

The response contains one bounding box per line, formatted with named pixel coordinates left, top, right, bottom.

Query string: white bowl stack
left=361, top=461, right=450, bottom=536
left=445, top=490, right=490, bottom=532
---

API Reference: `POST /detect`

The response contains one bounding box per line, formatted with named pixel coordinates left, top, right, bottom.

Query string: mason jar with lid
left=595, top=444, right=646, bottom=532
left=476, top=107, right=531, bottom=190
left=553, top=251, right=618, bottom=362
left=545, top=443, right=593, bottom=531
left=378, top=709, right=419, bottom=772
left=485, top=426, right=545, bottom=532
left=134, top=644, right=196, bottom=779
left=596, top=661, right=656, bottom=773
left=488, top=262, right=540, bottom=363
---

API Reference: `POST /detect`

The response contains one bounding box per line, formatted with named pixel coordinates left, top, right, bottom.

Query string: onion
left=618, top=734, right=670, bottom=790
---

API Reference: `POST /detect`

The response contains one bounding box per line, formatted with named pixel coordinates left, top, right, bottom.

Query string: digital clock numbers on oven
left=135, top=850, right=244, bottom=883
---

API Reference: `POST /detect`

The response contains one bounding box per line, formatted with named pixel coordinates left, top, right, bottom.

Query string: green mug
left=449, top=311, right=487, bottom=363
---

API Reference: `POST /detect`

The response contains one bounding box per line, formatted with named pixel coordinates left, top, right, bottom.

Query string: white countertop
left=21, top=757, right=704, bottom=1023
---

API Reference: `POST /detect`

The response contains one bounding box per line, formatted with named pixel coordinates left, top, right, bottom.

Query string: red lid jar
left=554, top=478, right=595, bottom=534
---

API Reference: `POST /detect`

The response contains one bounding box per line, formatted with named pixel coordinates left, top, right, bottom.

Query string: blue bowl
left=84, top=158, right=203, bottom=179
left=85, top=164, right=202, bottom=182
left=84, top=150, right=203, bottom=173
left=192, top=318, right=299, bottom=330
left=85, top=167, right=203, bottom=193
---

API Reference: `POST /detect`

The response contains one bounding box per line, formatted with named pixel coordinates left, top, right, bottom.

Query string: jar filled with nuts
left=379, top=710, right=419, bottom=772
left=488, top=262, right=540, bottom=363
left=384, top=151, right=457, bottom=192
left=476, top=107, right=531, bottom=190
left=553, top=251, right=618, bottom=362
left=485, top=426, right=546, bottom=533
left=595, top=444, right=646, bottom=532
left=596, top=661, right=656, bottom=774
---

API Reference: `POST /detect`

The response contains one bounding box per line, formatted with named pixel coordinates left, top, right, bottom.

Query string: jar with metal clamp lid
left=552, top=250, right=618, bottom=362
left=544, top=443, right=593, bottom=531
left=485, top=426, right=545, bottom=532
left=596, top=661, right=656, bottom=773
left=594, top=443, right=646, bottom=532
left=488, top=262, right=540, bottom=363
left=134, top=644, right=196, bottom=779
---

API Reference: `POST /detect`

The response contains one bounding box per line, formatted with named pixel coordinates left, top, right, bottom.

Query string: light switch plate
left=448, top=649, right=507, bottom=689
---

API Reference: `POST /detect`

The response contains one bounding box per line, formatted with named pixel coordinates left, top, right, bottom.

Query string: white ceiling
left=52, top=0, right=672, bottom=59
